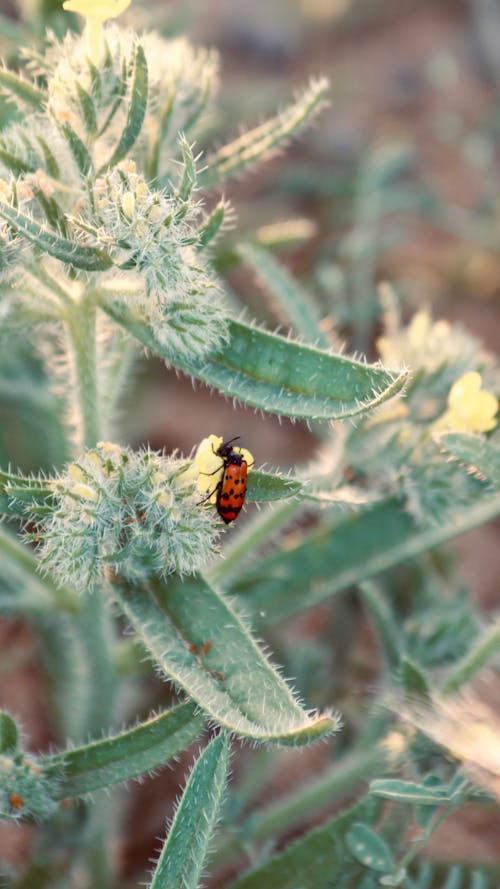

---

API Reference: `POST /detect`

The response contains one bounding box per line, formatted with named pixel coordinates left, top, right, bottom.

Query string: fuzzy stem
left=66, top=296, right=101, bottom=451
left=85, top=17, right=103, bottom=65
left=441, top=618, right=500, bottom=695
left=76, top=591, right=117, bottom=737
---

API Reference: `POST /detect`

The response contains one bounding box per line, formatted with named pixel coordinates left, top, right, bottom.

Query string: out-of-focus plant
left=0, top=2, right=500, bottom=888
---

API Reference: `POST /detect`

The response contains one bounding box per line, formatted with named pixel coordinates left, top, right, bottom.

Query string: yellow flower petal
left=407, top=310, right=430, bottom=349
left=63, top=0, right=131, bottom=22
left=193, top=435, right=254, bottom=504
left=448, top=371, right=482, bottom=407
left=194, top=434, right=224, bottom=504
left=438, top=371, right=498, bottom=433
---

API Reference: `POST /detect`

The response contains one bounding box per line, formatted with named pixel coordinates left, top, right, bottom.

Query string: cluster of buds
left=0, top=751, right=56, bottom=822
left=33, top=442, right=220, bottom=592
left=90, top=160, right=228, bottom=358
left=377, top=309, right=477, bottom=375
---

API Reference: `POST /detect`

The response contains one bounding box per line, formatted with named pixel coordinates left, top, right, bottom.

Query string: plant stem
left=77, top=591, right=117, bottom=737
left=66, top=296, right=101, bottom=451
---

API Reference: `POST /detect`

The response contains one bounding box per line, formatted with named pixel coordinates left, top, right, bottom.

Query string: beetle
left=215, top=437, right=249, bottom=524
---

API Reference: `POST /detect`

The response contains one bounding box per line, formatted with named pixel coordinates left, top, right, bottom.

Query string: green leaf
left=470, top=869, right=490, bottom=889
left=113, top=575, right=337, bottom=745
left=379, top=868, right=407, bottom=887
left=43, top=702, right=204, bottom=797
left=197, top=198, right=228, bottom=251
left=346, top=822, right=394, bottom=872
left=100, top=42, right=148, bottom=171
left=238, top=241, right=329, bottom=347
left=246, top=470, right=302, bottom=503
left=60, top=122, right=93, bottom=177
left=226, top=493, right=500, bottom=624
left=200, top=78, right=329, bottom=186
left=359, top=580, right=402, bottom=669
left=101, top=304, right=409, bottom=422
left=76, top=82, right=97, bottom=136
left=0, top=68, right=45, bottom=110
left=36, top=134, right=60, bottom=178
left=441, top=617, right=500, bottom=695
left=370, top=778, right=451, bottom=805
left=400, top=658, right=431, bottom=700
left=0, top=524, right=77, bottom=614
left=0, top=468, right=54, bottom=519
left=213, top=746, right=384, bottom=869
left=0, top=148, right=35, bottom=176
left=441, top=865, right=464, bottom=889
left=228, top=797, right=379, bottom=889
left=0, top=713, right=19, bottom=752
left=177, top=135, right=197, bottom=202
left=0, top=201, right=113, bottom=271
left=437, top=433, right=500, bottom=488
left=150, top=733, right=229, bottom=889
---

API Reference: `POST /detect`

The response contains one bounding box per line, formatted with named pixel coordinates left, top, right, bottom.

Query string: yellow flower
left=438, top=371, right=498, bottom=433
left=63, top=0, right=132, bottom=63
left=194, top=434, right=254, bottom=504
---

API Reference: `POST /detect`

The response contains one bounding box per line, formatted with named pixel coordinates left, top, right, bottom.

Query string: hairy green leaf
left=370, top=779, right=451, bottom=805
left=197, top=199, right=228, bottom=251
left=246, top=470, right=302, bottom=503
left=0, top=68, right=45, bottom=110
left=150, top=733, right=229, bottom=889
left=0, top=712, right=19, bottom=752
left=226, top=494, right=500, bottom=623
left=441, top=617, right=500, bottom=695
left=0, top=201, right=113, bottom=270
left=43, top=702, right=205, bottom=797
left=113, top=575, right=337, bottom=745
left=0, top=468, right=54, bottom=519
left=400, top=658, right=431, bottom=700
left=101, top=304, right=409, bottom=421
left=76, top=82, right=98, bottom=136
left=61, top=122, right=93, bottom=177
left=200, top=78, right=329, bottom=186
left=228, top=798, right=379, bottom=889
left=238, top=241, right=329, bottom=347
left=100, top=42, right=148, bottom=171
left=0, top=148, right=35, bottom=176
left=437, top=433, right=500, bottom=488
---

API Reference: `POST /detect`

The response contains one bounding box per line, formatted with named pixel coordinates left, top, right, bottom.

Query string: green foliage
left=346, top=822, right=394, bottom=872
left=150, top=732, right=230, bottom=889
left=43, top=702, right=205, bottom=797
left=113, top=575, right=338, bottom=744
left=0, top=5, right=499, bottom=889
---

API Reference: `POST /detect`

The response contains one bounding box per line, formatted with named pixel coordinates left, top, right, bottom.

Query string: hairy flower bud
left=0, top=751, right=57, bottom=822
left=87, top=162, right=229, bottom=359
left=31, top=443, right=219, bottom=592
